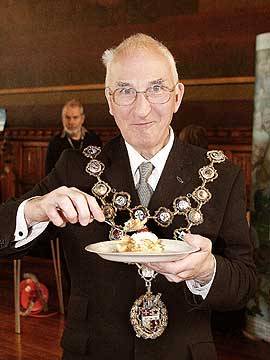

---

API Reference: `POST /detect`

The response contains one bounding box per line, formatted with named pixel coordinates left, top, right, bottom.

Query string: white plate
left=85, top=239, right=200, bottom=263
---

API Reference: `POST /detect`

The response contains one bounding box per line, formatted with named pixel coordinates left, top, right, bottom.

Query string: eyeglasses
left=107, top=83, right=179, bottom=106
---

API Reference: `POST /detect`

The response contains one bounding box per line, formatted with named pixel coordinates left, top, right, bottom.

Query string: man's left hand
left=146, top=234, right=215, bottom=284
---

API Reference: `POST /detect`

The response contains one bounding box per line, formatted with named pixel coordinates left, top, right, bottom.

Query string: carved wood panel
left=209, top=143, right=252, bottom=205
left=18, top=142, right=48, bottom=194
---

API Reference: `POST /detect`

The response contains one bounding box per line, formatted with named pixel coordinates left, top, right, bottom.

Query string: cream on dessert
left=116, top=231, right=164, bottom=253
left=123, top=218, right=147, bottom=232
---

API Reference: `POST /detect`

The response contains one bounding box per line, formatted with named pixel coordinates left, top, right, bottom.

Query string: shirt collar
left=125, top=127, right=174, bottom=177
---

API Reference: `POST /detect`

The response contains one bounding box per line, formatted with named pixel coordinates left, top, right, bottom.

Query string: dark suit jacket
left=0, top=136, right=256, bottom=360
left=45, top=129, right=102, bottom=175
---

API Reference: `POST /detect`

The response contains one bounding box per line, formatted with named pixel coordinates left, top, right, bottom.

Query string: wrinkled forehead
left=107, top=49, right=175, bottom=88
left=62, top=106, right=82, bottom=117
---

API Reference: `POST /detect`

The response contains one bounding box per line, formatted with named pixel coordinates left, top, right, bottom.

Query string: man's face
left=106, top=49, right=184, bottom=157
left=62, top=106, right=85, bottom=137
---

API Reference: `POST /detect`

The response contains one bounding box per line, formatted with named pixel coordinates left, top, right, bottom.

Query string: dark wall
left=0, top=0, right=269, bottom=129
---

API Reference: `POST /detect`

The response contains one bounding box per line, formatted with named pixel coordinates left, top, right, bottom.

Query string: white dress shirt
left=125, top=127, right=175, bottom=191
left=14, top=198, right=49, bottom=248
left=14, top=128, right=215, bottom=298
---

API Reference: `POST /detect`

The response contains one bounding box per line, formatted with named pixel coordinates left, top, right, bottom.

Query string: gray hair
left=102, top=33, right=179, bottom=86
left=62, top=99, right=84, bottom=117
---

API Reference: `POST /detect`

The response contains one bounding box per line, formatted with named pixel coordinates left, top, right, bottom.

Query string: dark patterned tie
left=136, top=162, right=154, bottom=207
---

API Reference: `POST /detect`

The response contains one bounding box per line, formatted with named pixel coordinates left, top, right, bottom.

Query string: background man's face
left=106, top=49, right=183, bottom=155
left=62, top=106, right=85, bottom=137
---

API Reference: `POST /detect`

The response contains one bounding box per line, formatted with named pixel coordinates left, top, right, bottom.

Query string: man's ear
left=174, top=82, right=185, bottom=113
left=105, top=89, right=114, bottom=116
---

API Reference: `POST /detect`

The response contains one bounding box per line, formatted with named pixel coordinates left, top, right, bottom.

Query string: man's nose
left=133, top=92, right=151, bottom=117
left=68, top=117, right=76, bottom=124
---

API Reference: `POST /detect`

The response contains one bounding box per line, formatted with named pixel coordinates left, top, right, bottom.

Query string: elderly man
left=45, top=99, right=102, bottom=174
left=0, top=34, right=256, bottom=360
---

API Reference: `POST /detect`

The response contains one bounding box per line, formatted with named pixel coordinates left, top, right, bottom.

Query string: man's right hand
left=24, top=186, right=105, bottom=227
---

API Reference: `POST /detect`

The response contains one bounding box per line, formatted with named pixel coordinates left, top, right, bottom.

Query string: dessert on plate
left=123, top=218, right=147, bottom=232
left=116, top=230, right=164, bottom=253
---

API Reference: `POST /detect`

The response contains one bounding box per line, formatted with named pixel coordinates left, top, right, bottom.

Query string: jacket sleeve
left=0, top=149, right=71, bottom=257
left=206, top=169, right=257, bottom=311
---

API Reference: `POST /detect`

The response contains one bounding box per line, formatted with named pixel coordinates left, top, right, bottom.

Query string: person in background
left=178, top=124, right=208, bottom=149
left=0, top=34, right=256, bottom=360
left=45, top=99, right=102, bottom=175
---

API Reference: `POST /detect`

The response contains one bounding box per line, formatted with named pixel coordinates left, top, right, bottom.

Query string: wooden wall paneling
left=209, top=143, right=252, bottom=204
left=0, top=127, right=120, bottom=200
left=0, top=139, right=19, bottom=202
left=18, top=141, right=48, bottom=195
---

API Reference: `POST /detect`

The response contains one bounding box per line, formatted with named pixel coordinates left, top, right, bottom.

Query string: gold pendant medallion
left=130, top=291, right=168, bottom=339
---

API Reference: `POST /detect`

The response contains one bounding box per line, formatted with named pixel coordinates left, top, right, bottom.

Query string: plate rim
left=85, top=238, right=200, bottom=258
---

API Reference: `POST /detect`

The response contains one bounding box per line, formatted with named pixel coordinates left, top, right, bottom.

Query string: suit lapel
left=149, top=138, right=198, bottom=211
left=100, top=136, right=140, bottom=208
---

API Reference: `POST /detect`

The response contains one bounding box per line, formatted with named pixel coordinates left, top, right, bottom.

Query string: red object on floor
left=20, top=278, right=49, bottom=314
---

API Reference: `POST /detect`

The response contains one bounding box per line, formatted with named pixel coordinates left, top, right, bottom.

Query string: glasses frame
left=107, top=82, right=179, bottom=106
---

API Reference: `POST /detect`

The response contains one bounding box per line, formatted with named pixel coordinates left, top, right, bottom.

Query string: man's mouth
left=132, top=121, right=154, bottom=127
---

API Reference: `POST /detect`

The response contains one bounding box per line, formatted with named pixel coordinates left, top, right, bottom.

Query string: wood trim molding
left=182, top=77, right=255, bottom=86
left=0, top=77, right=255, bottom=96
left=0, top=84, right=105, bottom=96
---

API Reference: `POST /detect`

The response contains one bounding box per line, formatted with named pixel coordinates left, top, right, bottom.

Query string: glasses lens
left=146, top=85, right=171, bottom=104
left=114, top=88, right=136, bottom=106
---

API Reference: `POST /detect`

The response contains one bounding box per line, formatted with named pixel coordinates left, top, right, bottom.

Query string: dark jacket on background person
left=0, top=136, right=256, bottom=360
left=45, top=127, right=102, bottom=175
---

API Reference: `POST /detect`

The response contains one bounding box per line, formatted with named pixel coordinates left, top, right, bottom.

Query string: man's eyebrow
left=116, top=81, right=132, bottom=87
left=149, top=78, right=165, bottom=85
left=115, top=79, right=165, bottom=87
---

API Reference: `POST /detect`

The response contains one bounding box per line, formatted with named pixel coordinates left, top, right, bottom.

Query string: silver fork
left=104, top=219, right=114, bottom=227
